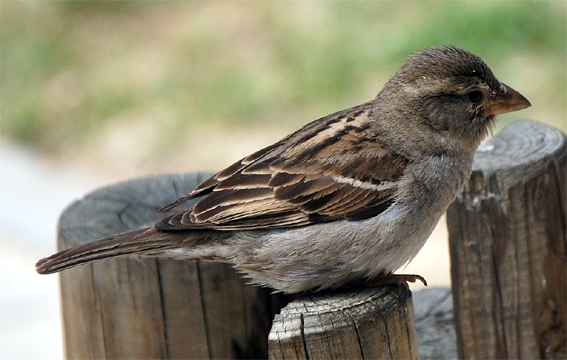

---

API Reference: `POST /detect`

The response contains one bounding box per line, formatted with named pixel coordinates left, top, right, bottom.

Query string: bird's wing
left=156, top=101, right=408, bottom=231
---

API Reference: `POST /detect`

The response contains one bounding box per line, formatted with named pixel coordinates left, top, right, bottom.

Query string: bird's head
left=378, top=45, right=531, bottom=147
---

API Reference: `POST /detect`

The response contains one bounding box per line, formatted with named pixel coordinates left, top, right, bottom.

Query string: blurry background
left=1, top=1, right=565, bottom=358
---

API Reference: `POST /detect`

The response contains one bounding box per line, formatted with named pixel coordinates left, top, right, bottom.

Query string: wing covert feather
left=156, top=101, right=408, bottom=231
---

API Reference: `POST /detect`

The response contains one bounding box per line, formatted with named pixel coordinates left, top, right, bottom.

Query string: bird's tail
left=36, top=227, right=181, bottom=274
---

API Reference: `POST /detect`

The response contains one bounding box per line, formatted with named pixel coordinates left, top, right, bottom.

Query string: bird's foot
left=360, top=273, right=427, bottom=288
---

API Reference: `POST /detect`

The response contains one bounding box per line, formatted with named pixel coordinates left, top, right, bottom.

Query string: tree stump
left=268, top=285, right=418, bottom=359
left=447, top=120, right=567, bottom=359
left=57, top=172, right=290, bottom=359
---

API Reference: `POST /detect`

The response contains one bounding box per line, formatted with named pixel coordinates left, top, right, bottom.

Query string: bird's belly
left=225, top=200, right=444, bottom=293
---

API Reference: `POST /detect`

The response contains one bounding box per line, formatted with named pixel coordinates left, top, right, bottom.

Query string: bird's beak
left=488, top=83, right=531, bottom=116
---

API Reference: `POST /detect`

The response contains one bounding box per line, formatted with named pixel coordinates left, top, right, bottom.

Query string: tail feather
left=36, top=227, right=180, bottom=274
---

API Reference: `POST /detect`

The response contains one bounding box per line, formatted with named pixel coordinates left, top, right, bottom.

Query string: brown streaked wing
left=274, top=175, right=395, bottom=218
left=159, top=102, right=375, bottom=213
left=157, top=141, right=283, bottom=213
left=155, top=100, right=407, bottom=231
left=191, top=188, right=274, bottom=218
left=155, top=197, right=310, bottom=231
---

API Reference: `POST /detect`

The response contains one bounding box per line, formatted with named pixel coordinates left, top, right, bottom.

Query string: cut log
left=268, top=285, right=418, bottom=359
left=447, top=120, right=567, bottom=359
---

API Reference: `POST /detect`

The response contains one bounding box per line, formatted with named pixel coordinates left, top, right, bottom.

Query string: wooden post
left=57, top=172, right=290, bottom=359
left=268, top=285, right=418, bottom=359
left=447, top=120, right=567, bottom=359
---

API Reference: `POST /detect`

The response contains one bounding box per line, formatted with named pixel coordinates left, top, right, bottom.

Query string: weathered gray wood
left=58, top=172, right=290, bottom=359
left=413, top=288, right=457, bottom=359
left=447, top=120, right=567, bottom=359
left=268, top=285, right=418, bottom=359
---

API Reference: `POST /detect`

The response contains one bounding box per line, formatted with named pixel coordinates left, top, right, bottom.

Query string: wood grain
left=268, top=285, right=418, bottom=359
left=447, top=120, right=567, bottom=359
left=413, top=287, right=456, bottom=359
left=58, top=172, right=290, bottom=359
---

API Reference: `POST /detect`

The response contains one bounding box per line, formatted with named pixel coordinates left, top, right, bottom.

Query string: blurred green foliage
left=1, top=1, right=565, bottom=159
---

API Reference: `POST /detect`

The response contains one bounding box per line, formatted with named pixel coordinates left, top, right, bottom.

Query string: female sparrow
left=37, top=45, right=530, bottom=294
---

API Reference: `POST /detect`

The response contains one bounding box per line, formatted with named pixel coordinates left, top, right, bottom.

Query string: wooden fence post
left=268, top=285, right=418, bottom=359
left=447, top=120, right=566, bottom=359
left=57, top=172, right=290, bottom=359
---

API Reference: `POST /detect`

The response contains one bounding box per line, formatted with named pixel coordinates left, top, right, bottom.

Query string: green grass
left=1, top=1, right=565, bottom=166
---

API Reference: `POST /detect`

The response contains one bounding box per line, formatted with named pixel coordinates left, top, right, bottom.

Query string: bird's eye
left=467, top=89, right=483, bottom=103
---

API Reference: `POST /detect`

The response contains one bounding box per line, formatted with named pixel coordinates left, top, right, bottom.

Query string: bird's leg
left=371, top=273, right=427, bottom=287
left=290, top=273, right=428, bottom=299
left=352, top=273, right=428, bottom=289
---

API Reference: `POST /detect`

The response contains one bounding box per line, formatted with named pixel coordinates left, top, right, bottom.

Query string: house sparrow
left=36, top=45, right=530, bottom=294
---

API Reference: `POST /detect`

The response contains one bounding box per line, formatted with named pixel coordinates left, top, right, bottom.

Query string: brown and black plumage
left=157, top=101, right=403, bottom=230
left=36, top=45, right=530, bottom=293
